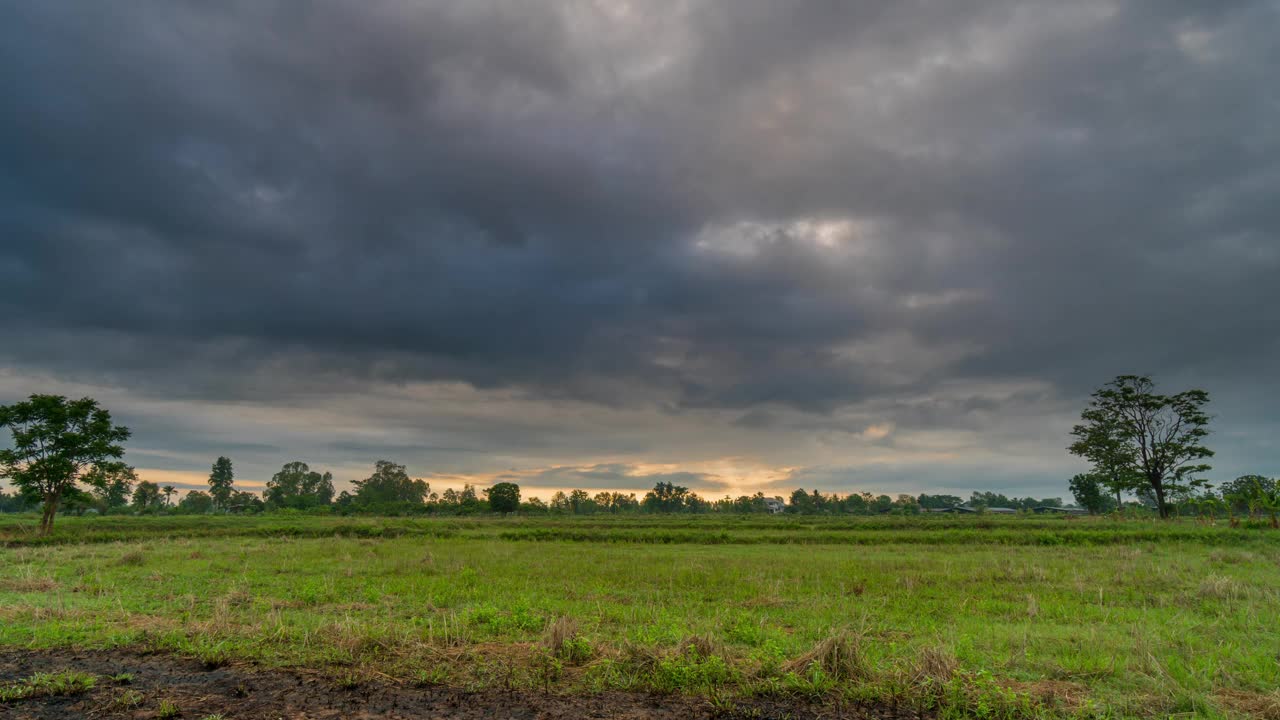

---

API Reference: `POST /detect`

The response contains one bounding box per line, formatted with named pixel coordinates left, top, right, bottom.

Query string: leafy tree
left=1068, top=472, right=1115, bottom=515
left=787, top=488, right=816, bottom=514
left=485, top=482, right=521, bottom=514
left=0, top=395, right=132, bottom=533
left=208, top=456, right=235, bottom=511
left=176, top=490, right=214, bottom=514
left=350, top=461, right=429, bottom=505
left=84, top=463, right=137, bottom=511
left=1069, top=411, right=1144, bottom=508
left=568, top=488, right=594, bottom=514
left=548, top=491, right=570, bottom=513
left=520, top=497, right=549, bottom=513
left=132, top=480, right=164, bottom=510
left=917, top=493, right=963, bottom=510
left=642, top=481, right=692, bottom=513
left=229, top=489, right=265, bottom=513
left=1070, top=375, right=1213, bottom=518
left=0, top=488, right=34, bottom=513
left=1218, top=475, right=1277, bottom=517
left=265, top=461, right=335, bottom=509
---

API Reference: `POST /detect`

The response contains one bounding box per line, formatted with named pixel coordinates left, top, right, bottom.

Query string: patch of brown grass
left=907, top=645, right=958, bottom=687
left=1007, top=679, right=1089, bottom=711
left=783, top=631, right=869, bottom=681
left=115, top=550, right=146, bottom=567
left=1216, top=689, right=1280, bottom=720
left=541, top=616, right=578, bottom=658
left=680, top=634, right=723, bottom=659
left=0, top=577, right=59, bottom=593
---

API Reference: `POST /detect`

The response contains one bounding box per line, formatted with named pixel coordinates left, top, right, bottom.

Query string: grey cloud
left=2, top=1, right=1278, bottom=493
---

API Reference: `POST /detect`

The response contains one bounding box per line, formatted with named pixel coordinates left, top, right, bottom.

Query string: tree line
left=2, top=378, right=1275, bottom=534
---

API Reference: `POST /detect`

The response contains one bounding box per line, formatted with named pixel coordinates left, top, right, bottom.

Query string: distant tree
left=84, top=463, right=137, bottom=511
left=0, top=395, right=132, bottom=534
left=350, top=461, right=429, bottom=506
left=548, top=491, right=570, bottom=513
left=1069, top=411, right=1144, bottom=508
left=132, top=480, right=164, bottom=510
left=1070, top=375, right=1213, bottom=519
left=176, top=490, right=214, bottom=514
left=568, top=488, right=594, bottom=514
left=870, top=494, right=894, bottom=513
left=161, top=485, right=176, bottom=507
left=917, top=493, right=963, bottom=510
left=1068, top=472, right=1114, bottom=515
left=520, top=497, right=549, bottom=514
left=265, top=461, right=335, bottom=509
left=208, top=456, right=235, bottom=511
left=0, top=487, right=34, bottom=513
left=485, top=482, right=521, bottom=514
left=642, top=481, right=692, bottom=513
left=229, top=489, right=265, bottom=513
left=893, top=494, right=921, bottom=514
left=787, top=488, right=816, bottom=514
left=1218, top=475, right=1277, bottom=517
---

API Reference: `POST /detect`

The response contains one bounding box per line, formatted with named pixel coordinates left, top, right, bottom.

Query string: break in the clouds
left=2, top=1, right=1278, bottom=498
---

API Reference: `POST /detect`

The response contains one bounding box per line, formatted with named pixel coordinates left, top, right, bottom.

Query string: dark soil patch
left=0, top=648, right=931, bottom=719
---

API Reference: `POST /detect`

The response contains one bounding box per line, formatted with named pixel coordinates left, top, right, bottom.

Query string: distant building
left=763, top=497, right=786, bottom=514
left=1032, top=506, right=1087, bottom=515
left=985, top=507, right=1018, bottom=514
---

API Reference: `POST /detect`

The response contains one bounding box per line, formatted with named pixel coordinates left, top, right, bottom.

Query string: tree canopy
left=265, top=461, right=335, bottom=509
left=0, top=394, right=132, bottom=533
left=1070, top=375, right=1213, bottom=518
left=208, top=456, right=235, bottom=511
left=485, top=482, right=520, bottom=514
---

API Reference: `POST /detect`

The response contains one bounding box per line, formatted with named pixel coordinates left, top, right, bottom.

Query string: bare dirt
left=0, top=648, right=933, bottom=719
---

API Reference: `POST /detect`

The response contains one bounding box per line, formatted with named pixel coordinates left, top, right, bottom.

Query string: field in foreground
left=1, top=515, right=1279, bottom=719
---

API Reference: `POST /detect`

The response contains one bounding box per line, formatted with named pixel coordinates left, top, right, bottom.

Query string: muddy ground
left=0, top=648, right=932, bottom=719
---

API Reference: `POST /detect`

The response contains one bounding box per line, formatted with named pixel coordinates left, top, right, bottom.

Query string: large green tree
left=265, top=461, right=335, bottom=509
left=131, top=480, right=164, bottom=510
left=1068, top=472, right=1115, bottom=515
left=350, top=460, right=429, bottom=505
left=485, top=482, right=521, bottom=514
left=0, top=395, right=131, bottom=534
left=84, top=462, right=137, bottom=511
left=1068, top=411, right=1144, bottom=508
left=1070, top=375, right=1213, bottom=519
left=208, top=456, right=235, bottom=511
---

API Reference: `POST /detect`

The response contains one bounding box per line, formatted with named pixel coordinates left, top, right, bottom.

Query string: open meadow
left=2, top=514, right=1279, bottom=719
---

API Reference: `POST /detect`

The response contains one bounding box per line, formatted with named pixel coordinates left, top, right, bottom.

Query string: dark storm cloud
left=2, top=0, right=1278, bottom=485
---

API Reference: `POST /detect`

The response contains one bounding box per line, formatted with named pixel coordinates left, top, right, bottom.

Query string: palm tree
left=162, top=485, right=176, bottom=508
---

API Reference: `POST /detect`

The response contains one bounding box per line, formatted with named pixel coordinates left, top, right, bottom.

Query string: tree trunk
left=1152, top=480, right=1169, bottom=519
left=39, top=495, right=60, bottom=535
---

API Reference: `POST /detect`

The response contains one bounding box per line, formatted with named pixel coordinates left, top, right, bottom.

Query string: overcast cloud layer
left=2, top=1, right=1278, bottom=498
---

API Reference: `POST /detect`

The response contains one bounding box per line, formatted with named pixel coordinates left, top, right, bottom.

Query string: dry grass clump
left=680, top=634, right=723, bottom=659
left=783, top=631, right=869, bottom=682
left=1215, top=689, right=1280, bottom=720
left=541, top=616, right=579, bottom=657
left=1198, top=574, right=1246, bottom=601
left=907, top=645, right=958, bottom=687
left=0, top=577, right=59, bottom=593
left=115, top=550, right=146, bottom=567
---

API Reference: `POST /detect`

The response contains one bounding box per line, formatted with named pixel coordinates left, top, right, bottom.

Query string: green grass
left=0, top=670, right=97, bottom=702
left=1, top=514, right=1278, bottom=718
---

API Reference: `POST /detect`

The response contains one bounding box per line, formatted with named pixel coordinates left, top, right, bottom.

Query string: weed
left=157, top=699, right=181, bottom=718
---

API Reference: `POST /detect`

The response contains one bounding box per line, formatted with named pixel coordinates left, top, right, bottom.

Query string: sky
left=2, top=1, right=1278, bottom=501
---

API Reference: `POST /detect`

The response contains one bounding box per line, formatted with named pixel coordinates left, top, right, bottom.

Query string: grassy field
left=2, top=514, right=1279, bottom=719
